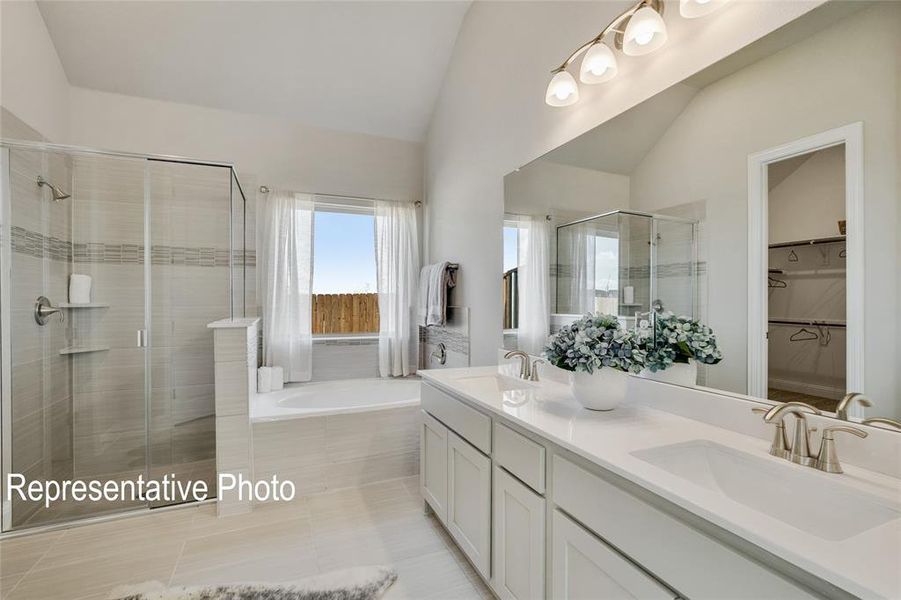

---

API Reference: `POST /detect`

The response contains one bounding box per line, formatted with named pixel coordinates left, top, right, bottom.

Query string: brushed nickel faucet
left=835, top=392, right=872, bottom=420
left=756, top=402, right=868, bottom=474
left=762, top=402, right=822, bottom=467
left=861, top=417, right=901, bottom=430
left=504, top=350, right=531, bottom=379
left=529, top=359, right=544, bottom=382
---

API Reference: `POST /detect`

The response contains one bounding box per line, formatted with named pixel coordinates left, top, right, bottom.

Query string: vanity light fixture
left=546, top=0, right=725, bottom=107
left=680, top=0, right=728, bottom=19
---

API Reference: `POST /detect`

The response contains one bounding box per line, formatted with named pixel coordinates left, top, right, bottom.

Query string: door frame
left=746, top=122, right=864, bottom=412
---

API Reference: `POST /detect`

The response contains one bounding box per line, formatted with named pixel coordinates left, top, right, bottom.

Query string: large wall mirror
left=502, top=1, right=900, bottom=427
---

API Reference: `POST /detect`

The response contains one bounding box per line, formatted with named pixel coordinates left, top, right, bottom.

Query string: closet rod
left=768, top=318, right=846, bottom=328
left=768, top=235, right=845, bottom=249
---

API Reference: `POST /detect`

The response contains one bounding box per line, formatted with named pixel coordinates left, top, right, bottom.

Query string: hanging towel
left=418, top=265, right=432, bottom=326
left=426, top=262, right=454, bottom=327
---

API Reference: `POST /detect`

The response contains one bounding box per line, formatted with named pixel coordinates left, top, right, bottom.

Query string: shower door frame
left=0, top=139, right=245, bottom=534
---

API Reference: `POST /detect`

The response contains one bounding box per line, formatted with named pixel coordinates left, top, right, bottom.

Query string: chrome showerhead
left=36, top=176, right=71, bottom=201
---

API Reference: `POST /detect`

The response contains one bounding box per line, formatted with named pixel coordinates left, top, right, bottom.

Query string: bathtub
left=250, top=377, right=421, bottom=496
left=252, top=377, right=420, bottom=421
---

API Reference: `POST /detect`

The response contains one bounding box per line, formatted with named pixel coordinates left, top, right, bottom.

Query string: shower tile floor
left=0, top=476, right=493, bottom=600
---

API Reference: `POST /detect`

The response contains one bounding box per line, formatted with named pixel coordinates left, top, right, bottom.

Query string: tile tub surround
left=0, top=476, right=492, bottom=600
left=419, top=306, right=470, bottom=370
left=252, top=403, right=419, bottom=498
left=423, top=365, right=901, bottom=598
left=209, top=318, right=260, bottom=516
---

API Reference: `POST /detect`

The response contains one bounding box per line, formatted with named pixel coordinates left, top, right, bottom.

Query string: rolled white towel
left=68, top=274, right=92, bottom=304
left=270, top=366, right=284, bottom=391
left=257, top=367, right=272, bottom=394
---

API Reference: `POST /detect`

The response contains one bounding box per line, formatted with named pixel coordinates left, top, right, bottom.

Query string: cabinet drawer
left=494, top=422, right=546, bottom=494
left=552, top=455, right=818, bottom=599
left=422, top=383, right=491, bottom=454
left=552, top=510, right=674, bottom=600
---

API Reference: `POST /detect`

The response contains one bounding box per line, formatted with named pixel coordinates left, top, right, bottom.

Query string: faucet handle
left=815, top=426, right=868, bottom=474
left=861, top=417, right=901, bottom=430
left=528, top=359, right=544, bottom=382
left=752, top=406, right=790, bottom=459
left=763, top=401, right=820, bottom=423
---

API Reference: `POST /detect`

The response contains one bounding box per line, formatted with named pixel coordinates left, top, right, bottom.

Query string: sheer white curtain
left=518, top=216, right=550, bottom=355
left=259, top=190, right=314, bottom=382
left=569, top=223, right=596, bottom=314
left=375, top=200, right=419, bottom=377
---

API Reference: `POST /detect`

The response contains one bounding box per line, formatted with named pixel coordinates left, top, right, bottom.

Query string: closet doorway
left=747, top=123, right=864, bottom=414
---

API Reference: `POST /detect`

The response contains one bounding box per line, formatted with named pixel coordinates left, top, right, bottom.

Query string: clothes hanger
left=768, top=275, right=787, bottom=288
left=789, top=327, right=819, bottom=342
left=814, top=322, right=832, bottom=347
left=788, top=249, right=799, bottom=262
left=839, top=247, right=847, bottom=258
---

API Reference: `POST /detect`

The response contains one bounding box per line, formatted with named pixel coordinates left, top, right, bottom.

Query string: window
left=594, top=234, right=619, bottom=315
left=312, top=202, right=379, bottom=334
left=502, top=220, right=522, bottom=330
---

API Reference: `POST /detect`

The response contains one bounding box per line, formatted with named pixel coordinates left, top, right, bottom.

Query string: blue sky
left=313, top=211, right=376, bottom=294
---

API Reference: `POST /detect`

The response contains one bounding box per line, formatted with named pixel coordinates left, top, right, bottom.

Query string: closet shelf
left=59, top=346, right=110, bottom=355
left=769, top=235, right=845, bottom=249
left=58, top=303, right=110, bottom=308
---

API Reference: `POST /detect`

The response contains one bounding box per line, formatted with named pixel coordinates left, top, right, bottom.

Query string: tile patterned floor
left=0, top=476, right=493, bottom=600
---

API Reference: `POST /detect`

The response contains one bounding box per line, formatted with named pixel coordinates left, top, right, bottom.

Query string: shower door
left=0, top=147, right=150, bottom=529
left=1, top=143, right=237, bottom=530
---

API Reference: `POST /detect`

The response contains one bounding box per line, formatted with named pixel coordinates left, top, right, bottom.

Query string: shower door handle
left=136, top=329, right=148, bottom=348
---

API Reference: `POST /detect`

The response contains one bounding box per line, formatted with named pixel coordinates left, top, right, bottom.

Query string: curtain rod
left=258, top=185, right=422, bottom=207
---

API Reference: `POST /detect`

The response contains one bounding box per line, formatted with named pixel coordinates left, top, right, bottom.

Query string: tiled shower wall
left=3, top=112, right=245, bottom=525
left=3, top=109, right=74, bottom=526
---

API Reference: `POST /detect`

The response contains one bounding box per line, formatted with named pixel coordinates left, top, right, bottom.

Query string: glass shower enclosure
left=555, top=210, right=699, bottom=323
left=0, top=140, right=246, bottom=531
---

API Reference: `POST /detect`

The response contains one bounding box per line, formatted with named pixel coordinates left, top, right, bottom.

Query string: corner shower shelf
left=59, top=345, right=110, bottom=355
left=58, top=303, right=110, bottom=308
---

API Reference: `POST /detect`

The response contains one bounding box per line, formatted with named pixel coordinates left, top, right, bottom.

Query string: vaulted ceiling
left=37, top=1, right=471, bottom=142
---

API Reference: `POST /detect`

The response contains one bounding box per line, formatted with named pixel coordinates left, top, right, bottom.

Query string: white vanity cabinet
left=420, top=410, right=448, bottom=522
left=419, top=379, right=825, bottom=600
left=552, top=510, right=675, bottom=600
left=447, top=430, right=492, bottom=578
left=493, top=465, right=546, bottom=600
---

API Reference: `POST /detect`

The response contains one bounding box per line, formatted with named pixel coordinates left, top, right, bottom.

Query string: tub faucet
left=504, top=350, right=531, bottom=379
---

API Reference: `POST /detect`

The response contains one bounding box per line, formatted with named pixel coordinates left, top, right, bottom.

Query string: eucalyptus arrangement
left=640, top=312, right=723, bottom=373
left=543, top=314, right=646, bottom=374
left=543, top=314, right=645, bottom=410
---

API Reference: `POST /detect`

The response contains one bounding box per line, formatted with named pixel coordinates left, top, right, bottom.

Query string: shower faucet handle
left=34, top=296, right=63, bottom=326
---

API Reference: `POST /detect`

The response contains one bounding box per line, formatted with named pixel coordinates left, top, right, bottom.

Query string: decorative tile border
left=10, top=225, right=255, bottom=267
left=419, top=325, right=469, bottom=356
left=553, top=261, right=707, bottom=279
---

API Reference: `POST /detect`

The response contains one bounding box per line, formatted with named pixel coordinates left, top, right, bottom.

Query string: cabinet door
left=493, top=466, right=545, bottom=600
left=447, top=430, right=492, bottom=578
left=420, top=411, right=448, bottom=523
left=552, top=511, right=675, bottom=600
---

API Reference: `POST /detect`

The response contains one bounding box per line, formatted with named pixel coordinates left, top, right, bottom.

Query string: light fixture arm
left=551, top=0, right=664, bottom=73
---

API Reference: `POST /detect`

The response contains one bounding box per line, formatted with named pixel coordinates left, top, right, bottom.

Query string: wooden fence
left=312, top=293, right=379, bottom=334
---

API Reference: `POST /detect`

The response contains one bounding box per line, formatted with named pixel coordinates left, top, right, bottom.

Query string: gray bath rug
left=107, top=566, right=398, bottom=600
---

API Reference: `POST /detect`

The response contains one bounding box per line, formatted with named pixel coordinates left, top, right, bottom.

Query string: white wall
left=0, top=0, right=70, bottom=141
left=66, top=87, right=422, bottom=203
left=629, top=3, right=900, bottom=415
left=768, top=145, right=845, bottom=244
left=504, top=160, right=628, bottom=221
left=425, top=0, right=823, bottom=367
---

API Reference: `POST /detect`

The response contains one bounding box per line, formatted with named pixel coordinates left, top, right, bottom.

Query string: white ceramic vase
left=639, top=360, right=697, bottom=387
left=570, top=368, right=628, bottom=411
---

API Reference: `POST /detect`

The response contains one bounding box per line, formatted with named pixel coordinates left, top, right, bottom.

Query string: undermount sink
left=631, top=440, right=900, bottom=541
left=454, top=374, right=536, bottom=393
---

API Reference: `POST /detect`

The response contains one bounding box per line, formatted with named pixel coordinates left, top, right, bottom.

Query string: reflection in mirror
left=503, top=1, right=900, bottom=427
left=765, top=146, right=847, bottom=414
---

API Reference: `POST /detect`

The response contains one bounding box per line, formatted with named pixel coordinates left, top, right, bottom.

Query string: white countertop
left=419, top=365, right=901, bottom=599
